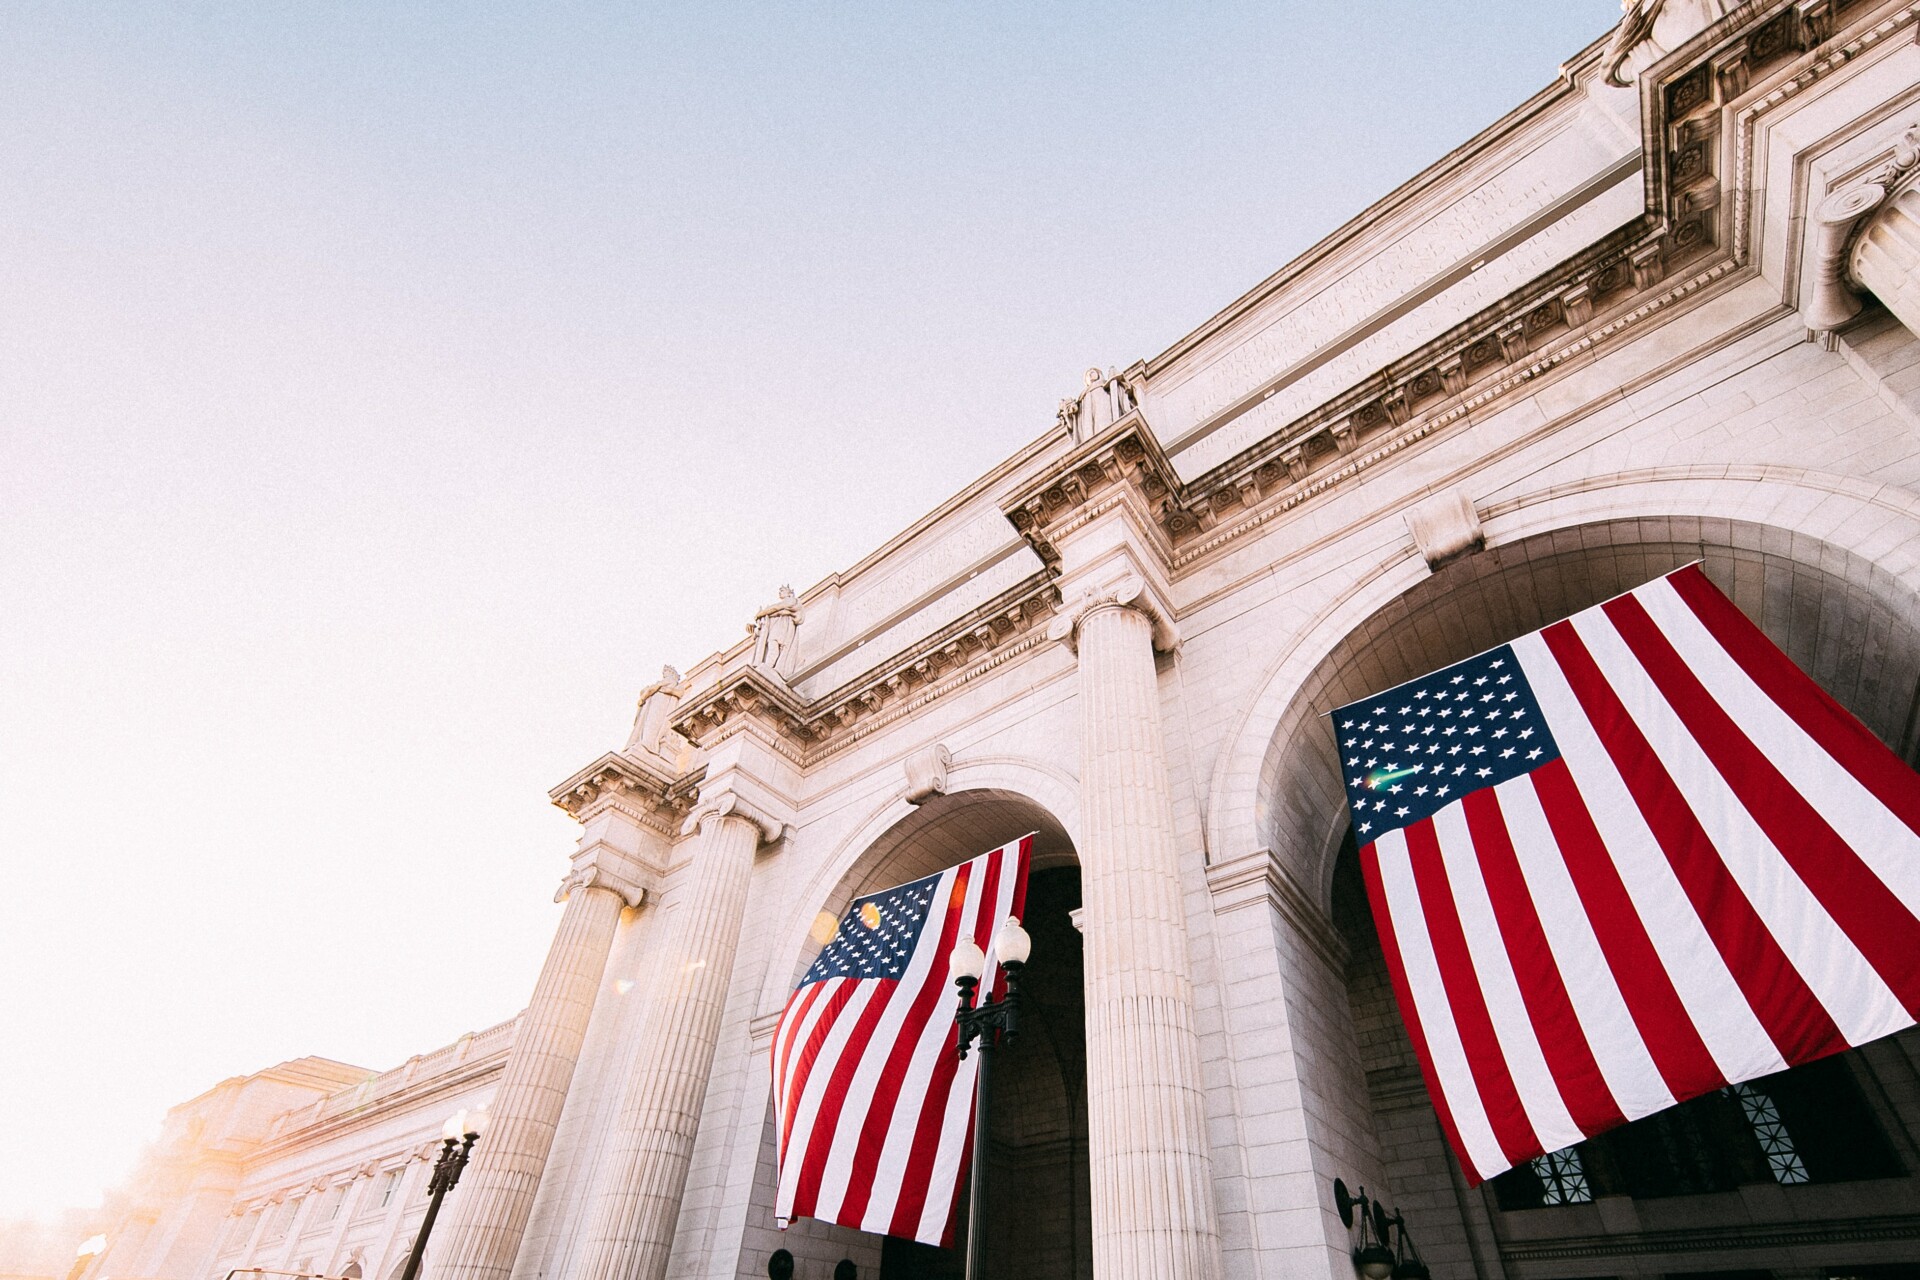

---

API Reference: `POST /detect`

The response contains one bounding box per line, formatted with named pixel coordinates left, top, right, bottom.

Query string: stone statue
left=1061, top=366, right=1136, bottom=442
left=749, top=585, right=803, bottom=679
left=1605, top=0, right=1738, bottom=87
left=624, top=665, right=683, bottom=756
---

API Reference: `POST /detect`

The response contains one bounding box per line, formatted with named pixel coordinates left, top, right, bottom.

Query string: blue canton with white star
left=1333, top=643, right=1561, bottom=844
left=801, top=869, right=941, bottom=986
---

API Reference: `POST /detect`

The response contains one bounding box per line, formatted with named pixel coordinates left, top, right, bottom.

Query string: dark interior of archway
left=1310, top=527, right=1920, bottom=1276
left=881, top=866, right=1091, bottom=1280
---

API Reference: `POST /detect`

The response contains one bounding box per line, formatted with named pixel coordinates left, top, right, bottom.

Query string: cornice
left=547, top=751, right=688, bottom=833
left=1009, top=0, right=1884, bottom=586
left=1000, top=418, right=1189, bottom=564
left=244, top=1053, right=509, bottom=1164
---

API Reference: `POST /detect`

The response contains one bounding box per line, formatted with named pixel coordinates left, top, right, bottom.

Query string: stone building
left=80, top=2, right=1920, bottom=1277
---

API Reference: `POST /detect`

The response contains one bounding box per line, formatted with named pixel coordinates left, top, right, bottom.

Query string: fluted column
left=1851, top=183, right=1920, bottom=338
left=570, top=807, right=762, bottom=1280
left=1073, top=594, right=1222, bottom=1280
left=437, top=876, right=631, bottom=1280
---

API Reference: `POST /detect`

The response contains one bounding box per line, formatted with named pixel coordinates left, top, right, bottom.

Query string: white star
left=1474, top=676, right=1487, bottom=687
left=1470, top=745, right=1485, bottom=755
left=1451, top=675, right=1466, bottom=685
left=1519, top=729, right=1534, bottom=740
left=1491, top=658, right=1505, bottom=668
left=1396, top=806, right=1410, bottom=817
left=1476, top=767, right=1493, bottom=777
left=1448, top=745, right=1462, bottom=755
left=1415, top=785, right=1430, bottom=796
left=1398, top=705, right=1412, bottom=714
left=1437, top=785, right=1451, bottom=796
left=1492, top=728, right=1508, bottom=739
left=1359, top=822, right=1372, bottom=833
left=1341, top=719, right=1354, bottom=729
left=1348, top=756, right=1360, bottom=766
left=1500, top=748, right=1516, bottom=759
left=1389, top=784, right=1402, bottom=794
left=1527, top=748, right=1544, bottom=760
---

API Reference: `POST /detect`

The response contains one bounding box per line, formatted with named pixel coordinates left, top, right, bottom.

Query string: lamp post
left=949, top=916, right=1032, bottom=1280
left=397, top=1109, right=488, bottom=1280
left=1331, top=1179, right=1428, bottom=1280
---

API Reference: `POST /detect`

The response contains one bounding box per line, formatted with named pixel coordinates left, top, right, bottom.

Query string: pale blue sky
left=0, top=1, right=1618, bottom=1220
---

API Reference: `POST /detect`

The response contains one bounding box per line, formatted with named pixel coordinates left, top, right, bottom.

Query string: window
left=380, top=1171, right=403, bottom=1207
left=1730, top=1083, right=1806, bottom=1185
left=1492, top=1145, right=1594, bottom=1210
left=326, top=1185, right=346, bottom=1221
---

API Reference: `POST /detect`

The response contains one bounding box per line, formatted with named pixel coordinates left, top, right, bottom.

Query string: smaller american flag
left=773, top=834, right=1030, bottom=1246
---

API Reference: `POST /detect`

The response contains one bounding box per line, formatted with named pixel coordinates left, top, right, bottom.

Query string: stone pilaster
left=434, top=868, right=641, bottom=1280
left=569, top=792, right=777, bottom=1280
left=1061, top=579, right=1223, bottom=1280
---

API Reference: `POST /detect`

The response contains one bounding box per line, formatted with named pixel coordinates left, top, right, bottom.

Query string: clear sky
left=0, top=0, right=1620, bottom=1223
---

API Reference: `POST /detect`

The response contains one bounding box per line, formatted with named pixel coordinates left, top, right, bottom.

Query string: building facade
left=84, top=2, right=1920, bottom=1277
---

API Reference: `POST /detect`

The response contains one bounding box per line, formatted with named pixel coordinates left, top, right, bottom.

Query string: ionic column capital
left=1806, top=125, right=1920, bottom=333
left=1046, top=570, right=1181, bottom=656
left=554, top=858, right=649, bottom=910
left=678, top=787, right=790, bottom=843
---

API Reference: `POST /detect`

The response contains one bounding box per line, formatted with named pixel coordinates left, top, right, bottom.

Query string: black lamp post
left=950, top=916, right=1033, bottom=1280
left=397, top=1109, right=488, bottom=1280
left=1332, top=1179, right=1427, bottom=1280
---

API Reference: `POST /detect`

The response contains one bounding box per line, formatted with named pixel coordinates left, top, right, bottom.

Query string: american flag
left=1336, top=564, right=1920, bottom=1185
left=772, top=834, right=1030, bottom=1245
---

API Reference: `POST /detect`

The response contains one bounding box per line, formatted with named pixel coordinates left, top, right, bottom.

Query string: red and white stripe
left=1363, top=565, right=1920, bottom=1184
left=773, top=835, right=1030, bottom=1245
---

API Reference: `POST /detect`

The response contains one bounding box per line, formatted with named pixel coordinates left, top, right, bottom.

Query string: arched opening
left=1269, top=519, right=1920, bottom=1278
left=748, top=787, right=1092, bottom=1280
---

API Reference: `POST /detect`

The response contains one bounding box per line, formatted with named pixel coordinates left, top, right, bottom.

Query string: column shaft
left=438, top=883, right=627, bottom=1280
left=1075, top=603, right=1222, bottom=1280
left=1853, top=185, right=1920, bottom=337
left=571, top=812, right=759, bottom=1280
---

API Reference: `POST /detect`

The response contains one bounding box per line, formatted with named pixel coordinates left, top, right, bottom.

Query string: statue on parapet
left=750, top=585, right=803, bottom=680
left=625, top=664, right=683, bottom=757
left=1057, top=366, right=1137, bottom=443
left=1605, top=0, right=1737, bottom=87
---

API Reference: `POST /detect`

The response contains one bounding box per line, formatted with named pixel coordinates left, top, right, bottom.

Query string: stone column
left=436, top=871, right=636, bottom=1280
left=1069, top=585, right=1222, bottom=1280
left=1850, top=183, right=1920, bottom=338
left=569, top=803, right=765, bottom=1280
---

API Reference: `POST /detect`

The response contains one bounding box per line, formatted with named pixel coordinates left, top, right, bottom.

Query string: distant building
left=80, top=1030, right=507, bottom=1280
left=81, top=2, right=1920, bottom=1277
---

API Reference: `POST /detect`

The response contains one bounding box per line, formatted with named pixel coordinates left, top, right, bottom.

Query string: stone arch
left=1204, top=465, right=1920, bottom=907
left=743, top=761, right=1091, bottom=1280
left=757, top=754, right=1079, bottom=1015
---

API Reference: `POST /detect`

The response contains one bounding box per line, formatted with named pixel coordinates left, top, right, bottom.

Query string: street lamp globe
left=993, top=917, right=1031, bottom=966
left=948, top=938, right=986, bottom=982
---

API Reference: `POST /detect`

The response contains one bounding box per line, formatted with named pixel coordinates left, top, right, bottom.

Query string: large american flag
left=772, top=834, right=1030, bottom=1245
left=1336, top=564, right=1920, bottom=1185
